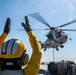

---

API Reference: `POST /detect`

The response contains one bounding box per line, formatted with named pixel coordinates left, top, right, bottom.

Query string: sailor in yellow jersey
left=0, top=18, right=10, bottom=48
left=0, top=16, right=42, bottom=75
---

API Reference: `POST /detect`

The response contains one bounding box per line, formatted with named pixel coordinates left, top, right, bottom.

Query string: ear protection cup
left=18, top=51, right=29, bottom=66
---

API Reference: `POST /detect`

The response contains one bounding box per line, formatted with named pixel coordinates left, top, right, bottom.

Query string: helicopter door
left=52, top=30, right=61, bottom=42
left=55, top=32, right=61, bottom=39
left=51, top=30, right=57, bottom=42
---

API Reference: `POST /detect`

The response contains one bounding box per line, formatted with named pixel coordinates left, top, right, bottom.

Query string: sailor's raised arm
left=21, top=16, right=42, bottom=75
left=0, top=18, right=10, bottom=47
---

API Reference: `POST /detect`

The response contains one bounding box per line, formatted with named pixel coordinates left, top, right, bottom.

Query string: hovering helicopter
left=17, top=13, right=76, bottom=51
left=28, top=13, right=76, bottom=51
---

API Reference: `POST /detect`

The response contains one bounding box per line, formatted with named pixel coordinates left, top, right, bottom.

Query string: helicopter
left=17, top=13, right=76, bottom=51
left=28, top=13, right=76, bottom=51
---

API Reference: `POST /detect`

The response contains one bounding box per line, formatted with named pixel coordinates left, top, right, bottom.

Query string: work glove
left=4, top=17, right=11, bottom=34
left=21, top=16, right=32, bottom=33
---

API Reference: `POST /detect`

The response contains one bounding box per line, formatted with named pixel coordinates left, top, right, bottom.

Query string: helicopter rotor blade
left=17, top=29, right=24, bottom=31
left=56, top=19, right=76, bottom=28
left=33, top=29, right=50, bottom=30
left=62, top=29, right=76, bottom=31
left=29, top=13, right=51, bottom=28
left=17, top=28, right=50, bottom=31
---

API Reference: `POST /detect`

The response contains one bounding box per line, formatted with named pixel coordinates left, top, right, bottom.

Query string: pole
left=53, top=48, right=55, bottom=61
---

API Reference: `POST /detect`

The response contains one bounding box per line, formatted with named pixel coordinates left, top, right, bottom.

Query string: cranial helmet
left=0, top=38, right=29, bottom=66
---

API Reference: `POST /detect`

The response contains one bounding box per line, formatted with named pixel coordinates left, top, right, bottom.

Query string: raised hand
left=21, top=16, right=32, bottom=33
left=4, top=17, right=11, bottom=34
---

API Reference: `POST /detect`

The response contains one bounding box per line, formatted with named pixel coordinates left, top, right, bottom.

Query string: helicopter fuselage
left=41, top=29, right=67, bottom=50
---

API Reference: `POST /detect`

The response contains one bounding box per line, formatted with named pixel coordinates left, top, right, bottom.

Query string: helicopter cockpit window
left=46, top=34, right=53, bottom=39
left=55, top=31, right=61, bottom=39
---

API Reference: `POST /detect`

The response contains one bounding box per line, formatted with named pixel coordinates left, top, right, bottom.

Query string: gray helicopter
left=17, top=13, right=76, bottom=51
left=29, top=13, right=76, bottom=51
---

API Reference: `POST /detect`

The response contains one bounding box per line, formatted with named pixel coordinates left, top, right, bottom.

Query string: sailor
left=0, top=18, right=10, bottom=48
left=0, top=16, right=42, bottom=75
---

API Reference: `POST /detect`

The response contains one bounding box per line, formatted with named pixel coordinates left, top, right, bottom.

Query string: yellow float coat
left=0, top=32, right=7, bottom=48
left=0, top=31, right=42, bottom=75
left=24, top=31, right=42, bottom=75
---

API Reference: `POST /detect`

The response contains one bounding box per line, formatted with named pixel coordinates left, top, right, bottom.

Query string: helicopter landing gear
left=69, top=38, right=72, bottom=40
left=44, top=48, right=46, bottom=51
left=60, top=44, right=64, bottom=48
left=55, top=47, right=59, bottom=51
